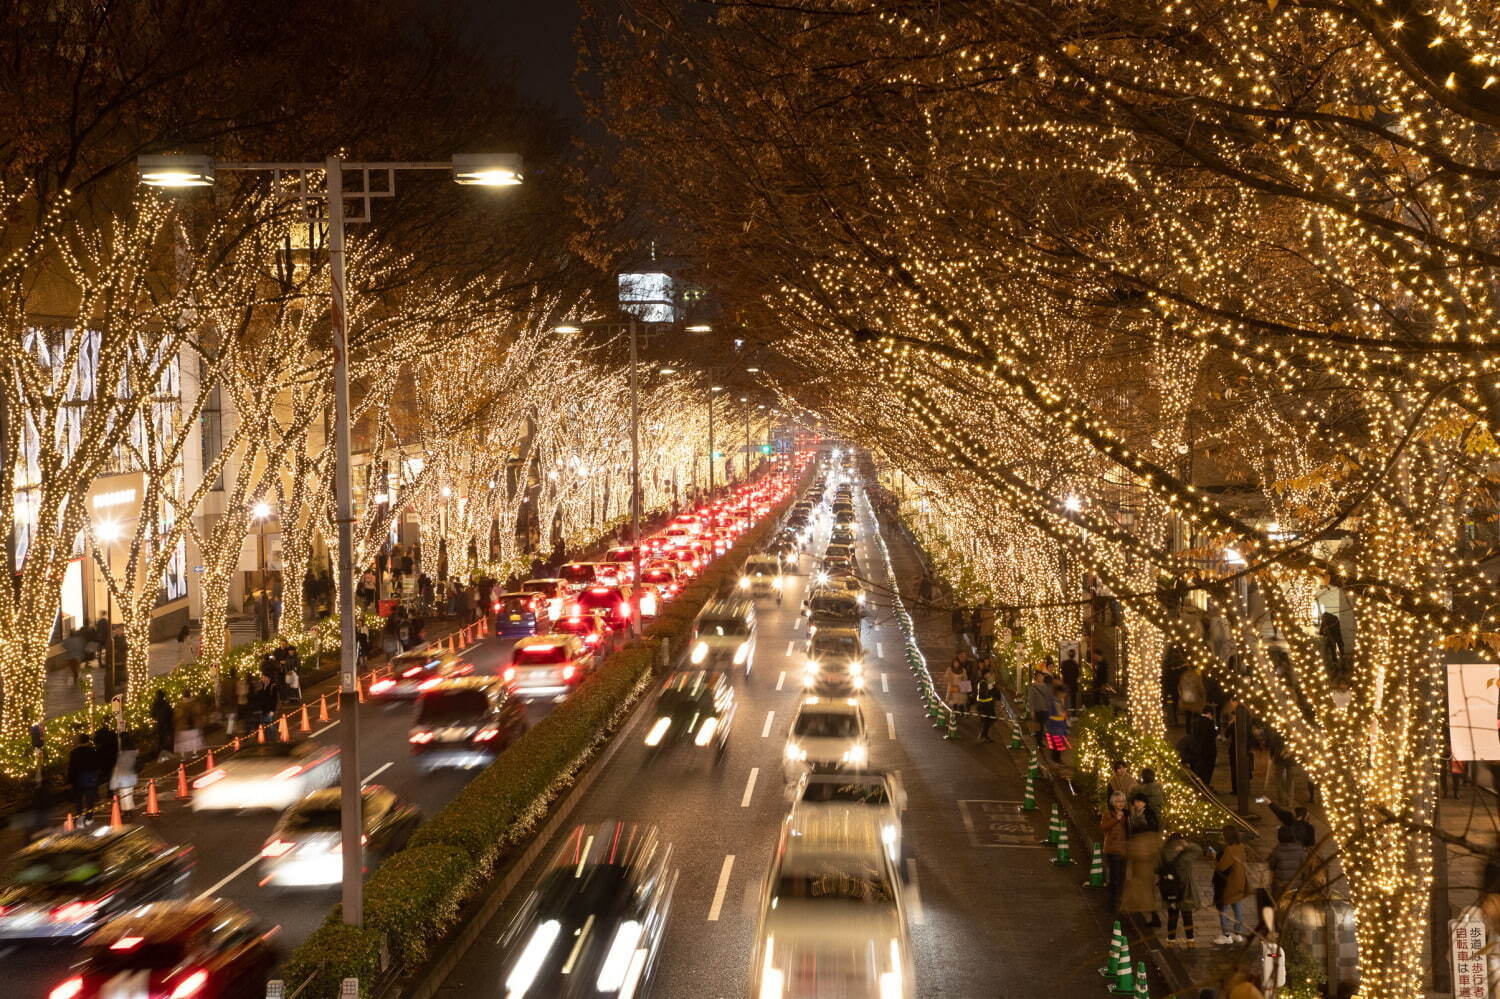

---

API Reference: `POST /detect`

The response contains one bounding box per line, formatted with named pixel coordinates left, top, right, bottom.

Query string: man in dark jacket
left=1270, top=803, right=1316, bottom=849
left=1060, top=651, right=1081, bottom=708
left=974, top=669, right=999, bottom=742
left=1187, top=707, right=1219, bottom=789
left=92, top=723, right=119, bottom=786
left=66, top=734, right=103, bottom=823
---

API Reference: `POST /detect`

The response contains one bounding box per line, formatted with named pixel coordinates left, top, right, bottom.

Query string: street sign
left=1451, top=909, right=1488, bottom=999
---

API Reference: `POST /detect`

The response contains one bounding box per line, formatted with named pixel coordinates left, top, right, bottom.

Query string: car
left=558, top=561, right=601, bottom=592
left=825, top=541, right=857, bottom=565
left=192, top=741, right=340, bottom=812
left=571, top=584, right=635, bottom=631
left=0, top=827, right=195, bottom=942
left=259, top=785, right=421, bottom=888
left=638, top=565, right=680, bottom=598
left=497, top=822, right=676, bottom=999
left=46, top=898, right=274, bottom=999
left=642, top=669, right=736, bottom=756
left=823, top=554, right=854, bottom=576
left=368, top=648, right=472, bottom=699
left=505, top=634, right=594, bottom=699
left=595, top=560, right=635, bottom=586
left=604, top=544, right=639, bottom=565
left=409, top=677, right=528, bottom=770
left=783, top=696, right=868, bottom=779
left=816, top=574, right=867, bottom=607
left=662, top=547, right=701, bottom=577
left=766, top=540, right=799, bottom=573
left=553, top=613, right=608, bottom=651
left=829, top=526, right=856, bottom=547
left=739, top=554, right=783, bottom=599
left=750, top=808, right=913, bottom=999
left=803, top=626, right=866, bottom=696
left=787, top=767, right=908, bottom=864
left=491, top=592, right=544, bottom=637
left=689, top=597, right=757, bottom=675
left=834, top=509, right=858, bottom=532
left=804, top=590, right=864, bottom=632
left=519, top=578, right=567, bottom=621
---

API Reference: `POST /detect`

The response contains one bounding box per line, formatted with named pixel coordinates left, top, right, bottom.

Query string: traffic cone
left=1110, top=943, right=1135, bottom=994
left=1099, top=921, right=1123, bottom=978
left=232, top=736, right=241, bottom=752
left=256, top=724, right=266, bottom=744
left=205, top=749, right=215, bottom=771
left=1133, top=962, right=1148, bottom=999
left=144, top=779, right=161, bottom=816
left=277, top=714, right=290, bottom=741
left=175, top=763, right=190, bottom=801
left=1042, top=803, right=1063, bottom=846
left=1083, top=842, right=1106, bottom=889
left=63, top=812, right=75, bottom=831
left=1027, top=757, right=1040, bottom=780
left=1021, top=770, right=1037, bottom=811
left=299, top=704, right=311, bottom=732
left=1008, top=724, right=1023, bottom=749
left=357, top=679, right=366, bottom=703
left=318, top=693, right=330, bottom=722
left=1051, top=835, right=1073, bottom=866
left=110, top=795, right=123, bottom=828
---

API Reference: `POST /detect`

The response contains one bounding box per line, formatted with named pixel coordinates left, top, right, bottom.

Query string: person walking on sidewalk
left=1026, top=670, right=1052, bottom=749
left=66, top=733, right=102, bottom=824
left=1213, top=826, right=1252, bottom=944
left=1267, top=825, right=1308, bottom=901
left=1160, top=833, right=1204, bottom=948
left=974, top=667, right=998, bottom=741
left=150, top=689, right=174, bottom=757
left=1101, top=791, right=1128, bottom=911
left=1130, top=768, right=1165, bottom=818
left=1121, top=792, right=1163, bottom=926
left=110, top=732, right=139, bottom=815
left=943, top=662, right=967, bottom=714
left=1043, top=681, right=1071, bottom=764
left=1060, top=649, right=1080, bottom=709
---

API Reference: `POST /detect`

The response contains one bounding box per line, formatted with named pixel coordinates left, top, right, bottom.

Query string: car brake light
left=260, top=839, right=295, bottom=858
left=493, top=602, right=501, bottom=612
left=585, top=635, right=600, bottom=646
left=48, top=979, right=84, bottom=999
left=590, top=587, right=609, bottom=594
left=168, top=969, right=208, bottom=999
left=562, top=665, right=576, bottom=681
left=409, top=731, right=435, bottom=744
left=503, top=666, right=516, bottom=682
left=272, top=765, right=304, bottom=781
left=370, top=679, right=396, bottom=693
left=193, top=769, right=226, bottom=789
left=474, top=727, right=500, bottom=742
left=50, top=899, right=102, bottom=923
left=110, top=934, right=145, bottom=951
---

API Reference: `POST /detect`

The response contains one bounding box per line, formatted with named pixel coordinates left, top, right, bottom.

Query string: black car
left=643, top=669, right=735, bottom=755
left=409, top=677, right=528, bottom=771
left=0, top=826, right=194, bottom=941
left=49, top=898, right=274, bottom=999
left=498, top=822, right=676, bottom=998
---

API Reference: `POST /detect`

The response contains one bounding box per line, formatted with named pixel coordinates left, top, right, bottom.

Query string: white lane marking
left=762, top=711, right=776, bottom=737
left=196, top=855, right=259, bottom=900
left=881, top=673, right=890, bottom=693
left=311, top=720, right=339, bottom=738
left=876, top=641, right=884, bottom=659
left=906, top=858, right=926, bottom=925
left=707, top=855, right=736, bottom=921
left=775, top=670, right=786, bottom=691
left=785, top=640, right=795, bottom=656
left=886, top=712, right=896, bottom=740
left=741, top=768, right=759, bottom=807
left=459, top=643, right=481, bottom=656
left=793, top=617, right=804, bottom=632
left=363, top=761, right=393, bottom=785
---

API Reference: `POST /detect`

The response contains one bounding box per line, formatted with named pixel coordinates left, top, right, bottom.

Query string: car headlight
left=734, top=642, right=750, bottom=664
left=785, top=743, right=806, bottom=761
left=644, top=716, right=671, bottom=747
left=695, top=716, right=718, bottom=746
left=853, top=675, right=865, bottom=689
left=505, top=919, right=562, bottom=998
left=773, top=576, right=783, bottom=588
left=691, top=641, right=708, bottom=664
left=849, top=660, right=864, bottom=675
left=857, top=593, right=866, bottom=605
left=803, top=672, right=816, bottom=687
left=739, top=576, right=751, bottom=590
left=845, top=745, right=867, bottom=764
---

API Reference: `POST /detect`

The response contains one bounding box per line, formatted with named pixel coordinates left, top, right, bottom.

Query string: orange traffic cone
left=63, top=812, right=75, bottom=831
left=110, top=795, right=123, bottom=828
left=176, top=763, right=191, bottom=801
left=299, top=704, right=311, bottom=732
left=277, top=714, right=290, bottom=741
left=205, top=749, right=215, bottom=771
left=255, top=725, right=266, bottom=744
left=317, top=693, right=330, bottom=722
left=232, top=736, right=241, bottom=752
left=144, top=779, right=161, bottom=816
left=357, top=680, right=366, bottom=704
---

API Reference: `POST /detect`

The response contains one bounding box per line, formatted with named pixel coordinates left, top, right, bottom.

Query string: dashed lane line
left=741, top=768, right=759, bottom=807
left=707, top=855, right=736, bottom=921
left=886, top=712, right=896, bottom=740
left=762, top=711, right=775, bottom=737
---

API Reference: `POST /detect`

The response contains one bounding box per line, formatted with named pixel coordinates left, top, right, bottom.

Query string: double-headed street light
left=140, top=149, right=522, bottom=927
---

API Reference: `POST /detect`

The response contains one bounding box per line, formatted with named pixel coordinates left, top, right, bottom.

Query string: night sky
left=469, top=0, right=585, bottom=118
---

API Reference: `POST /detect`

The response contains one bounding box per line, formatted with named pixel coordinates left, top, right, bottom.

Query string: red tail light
left=167, top=969, right=208, bottom=999
left=48, top=978, right=84, bottom=999
left=474, top=727, right=500, bottom=742
left=562, top=665, right=576, bottom=681
left=492, top=602, right=501, bottom=612
left=408, top=731, right=434, bottom=744
left=370, top=679, right=396, bottom=693
left=418, top=677, right=443, bottom=691
left=402, top=667, right=423, bottom=678
left=50, top=899, right=103, bottom=923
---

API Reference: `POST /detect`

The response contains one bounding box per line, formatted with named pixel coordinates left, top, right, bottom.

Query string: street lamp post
left=95, top=521, right=121, bottom=698
left=140, top=150, right=522, bottom=927
left=252, top=501, right=272, bottom=640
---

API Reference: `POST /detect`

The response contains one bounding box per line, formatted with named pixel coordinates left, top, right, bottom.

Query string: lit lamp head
left=685, top=324, right=712, bottom=333
left=252, top=501, right=272, bottom=520
left=452, top=153, right=523, bottom=187
left=95, top=520, right=122, bottom=544
left=553, top=325, right=583, bottom=334
left=137, top=153, right=215, bottom=188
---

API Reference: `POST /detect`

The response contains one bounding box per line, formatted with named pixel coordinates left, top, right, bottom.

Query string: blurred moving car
left=803, top=590, right=863, bottom=633
left=409, top=677, right=528, bottom=770
left=642, top=669, right=735, bottom=757
left=751, top=811, right=913, bottom=999
left=739, top=554, right=783, bottom=600
left=368, top=648, right=471, bottom=700
left=689, top=597, right=756, bottom=675
left=788, top=767, right=908, bottom=864
left=259, top=785, right=420, bottom=888
left=0, top=826, right=195, bottom=942
left=783, top=696, right=868, bottom=779
left=46, top=898, right=274, bottom=999
left=519, top=578, right=567, bottom=622
left=192, top=742, right=340, bottom=812
left=505, top=635, right=593, bottom=700
left=803, top=627, right=865, bottom=696
left=497, top=822, right=676, bottom=999
left=493, top=592, right=544, bottom=638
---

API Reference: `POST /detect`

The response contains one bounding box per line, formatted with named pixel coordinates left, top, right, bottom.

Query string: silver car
left=192, top=741, right=340, bottom=812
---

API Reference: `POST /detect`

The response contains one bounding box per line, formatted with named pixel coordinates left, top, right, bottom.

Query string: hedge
left=1070, top=705, right=1227, bottom=835
left=280, top=481, right=802, bottom=997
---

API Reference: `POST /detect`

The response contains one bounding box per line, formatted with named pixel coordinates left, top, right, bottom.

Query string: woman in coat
left=1120, top=792, right=1164, bottom=924
left=1159, top=833, right=1204, bottom=947
left=109, top=732, right=139, bottom=814
left=1100, top=791, right=1129, bottom=911
left=1214, top=826, right=1252, bottom=944
left=1266, top=825, right=1307, bottom=900
left=943, top=664, right=967, bottom=713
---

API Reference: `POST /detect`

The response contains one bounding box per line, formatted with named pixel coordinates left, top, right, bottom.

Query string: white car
left=192, top=741, right=340, bottom=812
left=784, top=697, right=867, bottom=780
left=803, top=627, right=865, bottom=696
left=751, top=814, right=914, bottom=998
left=788, top=767, right=908, bottom=864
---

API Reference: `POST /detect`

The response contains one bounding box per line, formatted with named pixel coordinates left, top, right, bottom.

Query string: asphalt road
left=430, top=480, right=1111, bottom=999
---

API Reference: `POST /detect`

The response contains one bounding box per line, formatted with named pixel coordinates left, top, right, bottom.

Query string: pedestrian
left=1213, top=826, right=1252, bottom=944
left=1130, top=767, right=1165, bottom=818
left=917, top=574, right=934, bottom=605
left=1122, top=792, right=1163, bottom=926
left=66, top=733, right=102, bottom=824
left=1267, top=825, right=1307, bottom=901
left=1101, top=790, right=1128, bottom=911
left=1160, top=833, right=1204, bottom=948
left=1187, top=706, right=1219, bottom=790
left=1177, top=664, right=1207, bottom=722
left=150, top=688, right=174, bottom=756
left=1264, top=727, right=1295, bottom=806
left=1026, top=670, right=1052, bottom=749
left=109, top=626, right=127, bottom=685
left=1269, top=802, right=1316, bottom=849
left=1043, top=682, right=1071, bottom=763
left=1109, top=760, right=1135, bottom=800
left=92, top=721, right=119, bottom=784
left=974, top=666, right=998, bottom=742
left=1318, top=610, right=1345, bottom=673
left=950, top=606, right=969, bottom=646
left=173, top=691, right=202, bottom=756
left=1091, top=651, right=1111, bottom=706
left=232, top=670, right=250, bottom=735
left=943, top=662, right=967, bottom=713
left=62, top=628, right=85, bottom=686
left=1060, top=649, right=1080, bottom=708
left=110, top=732, right=139, bottom=814
left=284, top=663, right=302, bottom=702
left=175, top=622, right=192, bottom=665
